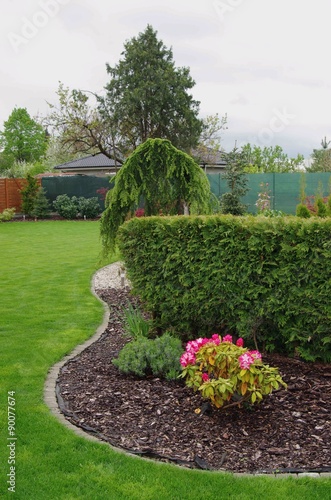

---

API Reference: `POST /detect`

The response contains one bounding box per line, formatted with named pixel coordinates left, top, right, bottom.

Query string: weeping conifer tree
left=100, top=138, right=216, bottom=255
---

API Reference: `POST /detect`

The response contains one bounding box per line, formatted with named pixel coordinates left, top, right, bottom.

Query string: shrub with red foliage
left=135, top=208, right=145, bottom=217
left=96, top=187, right=109, bottom=201
left=305, top=195, right=328, bottom=214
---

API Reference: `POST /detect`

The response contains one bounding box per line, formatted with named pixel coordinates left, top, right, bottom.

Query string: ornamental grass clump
left=180, top=335, right=287, bottom=409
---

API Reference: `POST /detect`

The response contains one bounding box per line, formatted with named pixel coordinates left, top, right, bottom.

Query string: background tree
left=31, top=187, right=51, bottom=219
left=101, top=25, right=202, bottom=152
left=100, top=138, right=214, bottom=255
left=220, top=147, right=249, bottom=215
left=192, top=113, right=227, bottom=165
left=46, top=83, right=124, bottom=167
left=307, top=137, right=331, bottom=172
left=0, top=108, right=48, bottom=164
left=20, top=173, right=40, bottom=216
left=0, top=152, right=15, bottom=174
left=46, top=25, right=203, bottom=162
left=42, top=134, right=88, bottom=170
left=241, top=144, right=304, bottom=172
left=0, top=159, right=48, bottom=179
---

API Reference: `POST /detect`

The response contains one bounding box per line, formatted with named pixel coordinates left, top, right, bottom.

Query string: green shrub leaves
left=119, top=215, right=331, bottom=362
left=113, top=332, right=182, bottom=380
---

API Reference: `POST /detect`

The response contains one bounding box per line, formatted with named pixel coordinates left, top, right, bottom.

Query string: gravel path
left=93, top=262, right=131, bottom=290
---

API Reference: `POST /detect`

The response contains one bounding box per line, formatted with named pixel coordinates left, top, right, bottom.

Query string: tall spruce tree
left=99, top=25, right=203, bottom=153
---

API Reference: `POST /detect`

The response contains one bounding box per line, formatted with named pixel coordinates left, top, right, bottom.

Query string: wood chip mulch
left=56, top=287, right=331, bottom=474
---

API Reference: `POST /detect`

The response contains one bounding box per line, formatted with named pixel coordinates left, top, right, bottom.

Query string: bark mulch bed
left=57, top=287, right=331, bottom=474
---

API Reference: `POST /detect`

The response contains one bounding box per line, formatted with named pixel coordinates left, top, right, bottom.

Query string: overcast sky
left=2, top=0, right=331, bottom=159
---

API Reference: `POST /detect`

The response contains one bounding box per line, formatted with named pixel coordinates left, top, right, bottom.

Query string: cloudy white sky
left=2, top=0, right=331, bottom=158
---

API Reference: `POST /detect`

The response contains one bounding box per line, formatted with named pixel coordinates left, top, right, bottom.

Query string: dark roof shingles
left=54, top=153, right=116, bottom=170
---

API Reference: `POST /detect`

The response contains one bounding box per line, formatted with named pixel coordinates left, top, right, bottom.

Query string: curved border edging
left=43, top=266, right=331, bottom=479
left=44, top=265, right=114, bottom=444
left=43, top=266, right=185, bottom=466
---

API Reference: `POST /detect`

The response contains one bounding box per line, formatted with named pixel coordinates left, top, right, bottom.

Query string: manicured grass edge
left=43, top=264, right=112, bottom=444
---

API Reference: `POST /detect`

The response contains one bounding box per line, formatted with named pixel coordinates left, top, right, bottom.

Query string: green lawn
left=0, top=221, right=329, bottom=499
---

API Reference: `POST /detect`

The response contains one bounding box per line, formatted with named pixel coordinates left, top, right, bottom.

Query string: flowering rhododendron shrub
left=180, top=335, right=287, bottom=409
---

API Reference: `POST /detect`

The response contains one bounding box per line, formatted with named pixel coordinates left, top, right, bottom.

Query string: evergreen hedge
left=118, top=215, right=331, bottom=362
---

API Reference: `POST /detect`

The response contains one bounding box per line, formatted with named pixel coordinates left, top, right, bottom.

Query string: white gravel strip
left=93, top=261, right=131, bottom=290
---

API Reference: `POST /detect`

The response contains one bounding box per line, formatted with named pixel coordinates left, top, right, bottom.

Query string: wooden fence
left=0, top=178, right=40, bottom=213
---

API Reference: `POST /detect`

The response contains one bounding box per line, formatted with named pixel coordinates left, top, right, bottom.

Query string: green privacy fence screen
left=207, top=172, right=331, bottom=214
left=41, top=173, right=331, bottom=215
left=41, top=176, right=114, bottom=209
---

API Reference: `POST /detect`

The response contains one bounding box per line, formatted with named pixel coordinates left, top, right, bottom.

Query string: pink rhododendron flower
left=180, top=351, right=196, bottom=367
left=238, top=352, right=254, bottom=370
left=211, top=334, right=221, bottom=345
left=185, top=340, right=200, bottom=353
left=202, top=373, right=209, bottom=382
left=236, top=337, right=244, bottom=347
left=250, top=350, right=262, bottom=361
left=185, top=335, right=221, bottom=355
left=223, top=334, right=233, bottom=343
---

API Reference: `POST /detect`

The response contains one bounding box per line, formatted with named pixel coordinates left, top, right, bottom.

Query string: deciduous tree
left=241, top=144, right=304, bottom=172
left=0, top=108, right=48, bottom=163
left=46, top=83, right=123, bottom=166
left=193, top=113, right=227, bottom=166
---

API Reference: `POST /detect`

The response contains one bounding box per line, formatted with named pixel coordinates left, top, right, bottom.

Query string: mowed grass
left=0, top=221, right=329, bottom=499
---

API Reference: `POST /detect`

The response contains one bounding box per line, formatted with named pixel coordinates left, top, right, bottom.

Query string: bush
left=296, top=203, right=311, bottom=218
left=316, top=198, right=327, bottom=218
left=135, top=208, right=145, bottom=217
left=31, top=187, right=51, bottom=219
left=119, top=215, right=331, bottom=362
left=149, top=334, right=183, bottom=380
left=53, top=195, right=101, bottom=219
left=220, top=192, right=246, bottom=215
left=78, top=197, right=101, bottom=218
left=180, top=334, right=287, bottom=409
left=0, top=208, right=15, bottom=222
left=20, top=173, right=40, bottom=216
left=261, top=209, right=286, bottom=217
left=113, top=332, right=182, bottom=380
left=113, top=337, right=150, bottom=377
left=53, top=195, right=79, bottom=219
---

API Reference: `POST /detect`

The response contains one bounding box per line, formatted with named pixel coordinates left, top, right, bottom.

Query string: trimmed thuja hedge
left=118, top=215, right=331, bottom=362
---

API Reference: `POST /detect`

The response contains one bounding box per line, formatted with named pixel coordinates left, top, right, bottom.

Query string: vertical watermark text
left=7, top=391, right=16, bottom=493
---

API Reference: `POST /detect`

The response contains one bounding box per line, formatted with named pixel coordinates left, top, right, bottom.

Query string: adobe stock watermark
left=234, top=107, right=296, bottom=151
left=255, top=107, right=295, bottom=147
left=7, top=391, right=16, bottom=493
left=8, top=0, right=70, bottom=54
left=213, top=0, right=245, bottom=23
